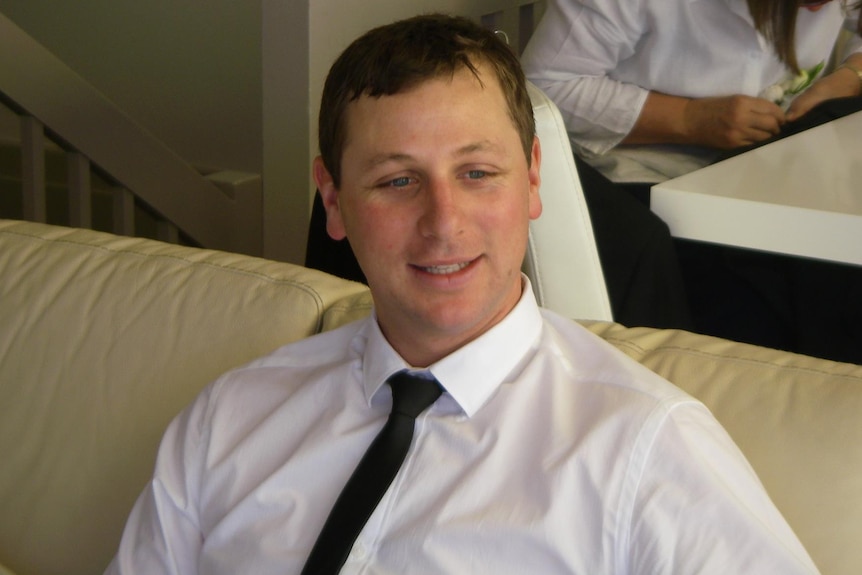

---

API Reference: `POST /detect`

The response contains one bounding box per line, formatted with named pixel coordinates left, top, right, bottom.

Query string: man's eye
left=387, top=176, right=412, bottom=188
left=466, top=170, right=487, bottom=180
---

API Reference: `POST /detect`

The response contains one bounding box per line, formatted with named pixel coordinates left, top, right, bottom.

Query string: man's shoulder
left=202, top=317, right=368, bottom=403
left=194, top=317, right=369, bottom=422
left=538, top=310, right=692, bottom=406
left=240, top=316, right=367, bottom=372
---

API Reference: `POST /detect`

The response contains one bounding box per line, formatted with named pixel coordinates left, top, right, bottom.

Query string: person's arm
left=787, top=52, right=862, bottom=120
left=105, top=391, right=209, bottom=574
left=524, top=0, right=788, bottom=153
left=521, top=0, right=649, bottom=156
left=628, top=401, right=820, bottom=574
left=787, top=6, right=862, bottom=121
left=622, top=91, right=787, bottom=149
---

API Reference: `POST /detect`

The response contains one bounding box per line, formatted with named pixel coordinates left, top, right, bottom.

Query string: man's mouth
left=418, top=261, right=471, bottom=275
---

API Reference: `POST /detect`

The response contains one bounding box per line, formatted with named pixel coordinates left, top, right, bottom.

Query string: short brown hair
left=318, top=13, right=535, bottom=188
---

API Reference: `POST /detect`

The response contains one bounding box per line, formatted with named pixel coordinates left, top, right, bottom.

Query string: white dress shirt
left=521, top=0, right=862, bottom=183
left=107, top=279, right=819, bottom=574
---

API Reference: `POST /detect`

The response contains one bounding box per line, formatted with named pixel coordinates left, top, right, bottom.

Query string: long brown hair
left=747, top=0, right=862, bottom=72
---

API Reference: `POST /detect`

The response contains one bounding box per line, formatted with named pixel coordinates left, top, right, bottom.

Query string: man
left=107, top=14, right=819, bottom=574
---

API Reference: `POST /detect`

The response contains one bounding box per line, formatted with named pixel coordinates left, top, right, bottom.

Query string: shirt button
left=351, top=542, right=368, bottom=561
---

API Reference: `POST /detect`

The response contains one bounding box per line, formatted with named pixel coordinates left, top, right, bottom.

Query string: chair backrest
left=523, top=82, right=613, bottom=321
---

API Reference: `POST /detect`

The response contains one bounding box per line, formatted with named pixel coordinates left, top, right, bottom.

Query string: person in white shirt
left=521, top=0, right=862, bottom=184
left=106, top=14, right=821, bottom=574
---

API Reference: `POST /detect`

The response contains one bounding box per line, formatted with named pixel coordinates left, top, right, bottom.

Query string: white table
left=651, top=110, right=862, bottom=266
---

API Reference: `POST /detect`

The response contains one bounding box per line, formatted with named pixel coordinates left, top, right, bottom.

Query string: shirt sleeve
left=104, top=385, right=213, bottom=575
left=521, top=0, right=650, bottom=155
left=622, top=399, right=820, bottom=574
left=840, top=8, right=862, bottom=59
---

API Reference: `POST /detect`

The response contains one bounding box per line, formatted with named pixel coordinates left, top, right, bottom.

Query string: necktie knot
left=388, top=370, right=443, bottom=418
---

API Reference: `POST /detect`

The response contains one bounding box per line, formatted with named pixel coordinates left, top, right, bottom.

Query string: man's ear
left=528, top=136, right=543, bottom=220
left=312, top=156, right=347, bottom=241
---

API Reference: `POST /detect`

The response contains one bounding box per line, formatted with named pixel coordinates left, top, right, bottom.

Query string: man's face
left=314, top=63, right=541, bottom=366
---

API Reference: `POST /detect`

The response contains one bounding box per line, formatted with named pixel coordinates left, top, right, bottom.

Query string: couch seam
left=602, top=335, right=862, bottom=381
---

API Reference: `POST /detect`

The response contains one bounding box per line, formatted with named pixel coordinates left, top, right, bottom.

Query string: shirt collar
left=356, top=275, right=544, bottom=417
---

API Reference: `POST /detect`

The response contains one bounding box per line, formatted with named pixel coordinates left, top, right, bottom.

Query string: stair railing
left=0, top=12, right=262, bottom=255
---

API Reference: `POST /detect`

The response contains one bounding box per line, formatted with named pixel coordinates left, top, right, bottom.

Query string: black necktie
left=301, top=370, right=443, bottom=574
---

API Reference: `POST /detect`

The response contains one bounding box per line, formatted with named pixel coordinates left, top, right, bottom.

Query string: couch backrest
left=0, top=220, right=372, bottom=575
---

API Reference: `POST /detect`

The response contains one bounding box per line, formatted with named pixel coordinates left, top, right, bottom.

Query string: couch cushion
left=586, top=321, right=862, bottom=575
left=0, top=220, right=372, bottom=575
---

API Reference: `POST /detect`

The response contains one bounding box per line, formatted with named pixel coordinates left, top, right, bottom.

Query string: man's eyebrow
left=455, top=140, right=504, bottom=156
left=360, top=140, right=507, bottom=172
left=362, top=153, right=414, bottom=171
left=363, top=141, right=503, bottom=167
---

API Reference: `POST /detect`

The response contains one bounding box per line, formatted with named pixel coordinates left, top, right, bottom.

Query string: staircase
left=0, top=12, right=263, bottom=255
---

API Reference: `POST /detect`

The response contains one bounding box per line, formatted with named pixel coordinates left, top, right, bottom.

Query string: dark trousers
left=573, top=157, right=692, bottom=330
left=676, top=241, right=862, bottom=364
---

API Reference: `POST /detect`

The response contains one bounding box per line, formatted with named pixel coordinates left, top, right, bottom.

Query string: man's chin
left=418, top=298, right=511, bottom=339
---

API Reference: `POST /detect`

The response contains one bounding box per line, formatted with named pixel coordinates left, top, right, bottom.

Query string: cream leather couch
left=1, top=219, right=860, bottom=575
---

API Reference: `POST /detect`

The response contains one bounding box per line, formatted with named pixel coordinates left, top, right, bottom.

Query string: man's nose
left=417, top=178, right=463, bottom=240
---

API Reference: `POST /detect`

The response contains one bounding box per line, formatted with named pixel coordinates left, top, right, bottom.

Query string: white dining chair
left=522, top=82, right=613, bottom=321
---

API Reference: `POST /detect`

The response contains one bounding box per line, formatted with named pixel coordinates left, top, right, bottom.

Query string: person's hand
left=787, top=65, right=862, bottom=121
left=682, top=95, right=786, bottom=149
